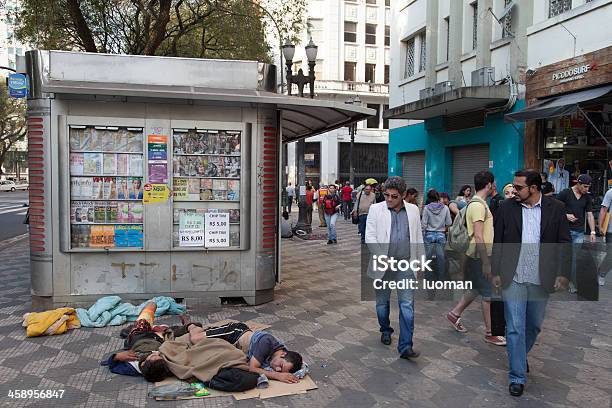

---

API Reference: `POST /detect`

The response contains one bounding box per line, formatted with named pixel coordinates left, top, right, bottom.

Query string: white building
left=286, top=0, right=391, bottom=187
left=0, top=0, right=28, bottom=72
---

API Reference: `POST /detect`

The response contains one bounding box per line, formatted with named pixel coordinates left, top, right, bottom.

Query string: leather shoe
left=400, top=349, right=420, bottom=359
left=509, top=383, right=524, bottom=397
left=526, top=360, right=530, bottom=373
left=380, top=332, right=392, bottom=345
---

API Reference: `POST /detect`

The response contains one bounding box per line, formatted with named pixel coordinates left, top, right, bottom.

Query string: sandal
left=446, top=311, right=467, bottom=333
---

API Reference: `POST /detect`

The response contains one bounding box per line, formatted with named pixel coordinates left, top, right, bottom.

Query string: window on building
left=293, top=61, right=302, bottom=74
left=502, top=0, right=513, bottom=38
left=419, top=32, right=427, bottom=72
left=444, top=17, right=450, bottom=62
left=403, top=37, right=415, bottom=79
left=7, top=47, right=14, bottom=54
left=385, top=25, right=390, bottom=46
left=15, top=48, right=22, bottom=56
left=344, top=61, right=356, bottom=81
left=308, top=18, right=324, bottom=44
left=365, top=63, right=376, bottom=83
left=383, top=104, right=389, bottom=129
left=367, top=104, right=380, bottom=128
left=549, top=0, right=572, bottom=18
left=385, top=0, right=390, bottom=6
left=384, top=65, right=389, bottom=84
left=366, top=24, right=377, bottom=45
left=344, top=21, right=357, bottom=43
left=366, top=0, right=377, bottom=4
left=472, top=1, right=478, bottom=50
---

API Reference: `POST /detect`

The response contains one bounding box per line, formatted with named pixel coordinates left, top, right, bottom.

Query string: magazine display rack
left=171, top=128, right=242, bottom=248
left=68, top=125, right=145, bottom=249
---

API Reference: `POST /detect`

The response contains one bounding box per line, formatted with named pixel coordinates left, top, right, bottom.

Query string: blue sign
left=8, top=73, right=28, bottom=98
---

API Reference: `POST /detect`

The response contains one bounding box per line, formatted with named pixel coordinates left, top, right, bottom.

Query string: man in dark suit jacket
left=491, top=170, right=571, bottom=397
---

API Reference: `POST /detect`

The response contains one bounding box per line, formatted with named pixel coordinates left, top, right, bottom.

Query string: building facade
left=386, top=0, right=612, bottom=201
left=0, top=0, right=27, bottom=71
left=286, top=0, right=391, bottom=187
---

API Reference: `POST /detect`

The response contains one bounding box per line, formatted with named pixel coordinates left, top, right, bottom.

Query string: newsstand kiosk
left=24, top=50, right=372, bottom=309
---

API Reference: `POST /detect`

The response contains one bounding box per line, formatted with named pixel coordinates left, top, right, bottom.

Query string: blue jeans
left=324, top=213, right=338, bottom=241
left=569, top=230, right=584, bottom=285
left=375, top=271, right=415, bottom=354
left=503, top=280, right=549, bottom=385
left=358, top=214, right=368, bottom=243
left=423, top=231, right=446, bottom=281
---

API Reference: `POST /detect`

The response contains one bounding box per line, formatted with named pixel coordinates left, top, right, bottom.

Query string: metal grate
left=549, top=0, right=571, bottom=18
left=404, top=38, right=415, bottom=78
left=472, top=1, right=478, bottom=50
left=419, top=32, right=426, bottom=72
left=502, top=0, right=513, bottom=38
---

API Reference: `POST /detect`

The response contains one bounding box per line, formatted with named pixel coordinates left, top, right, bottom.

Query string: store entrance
left=541, top=103, right=612, bottom=208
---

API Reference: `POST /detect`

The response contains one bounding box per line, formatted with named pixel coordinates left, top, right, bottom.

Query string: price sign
left=179, top=213, right=205, bottom=247
left=205, top=212, right=230, bottom=248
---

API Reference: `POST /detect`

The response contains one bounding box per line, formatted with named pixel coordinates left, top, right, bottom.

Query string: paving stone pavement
left=0, top=210, right=611, bottom=407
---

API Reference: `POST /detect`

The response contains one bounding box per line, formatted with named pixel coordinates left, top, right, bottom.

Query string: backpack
left=325, top=196, right=335, bottom=210
left=446, top=200, right=478, bottom=254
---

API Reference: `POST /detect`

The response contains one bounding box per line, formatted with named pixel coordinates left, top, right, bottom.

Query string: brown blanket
left=159, top=334, right=249, bottom=382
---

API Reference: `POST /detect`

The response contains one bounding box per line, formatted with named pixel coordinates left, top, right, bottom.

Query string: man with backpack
left=323, top=184, right=341, bottom=244
left=445, top=171, right=506, bottom=346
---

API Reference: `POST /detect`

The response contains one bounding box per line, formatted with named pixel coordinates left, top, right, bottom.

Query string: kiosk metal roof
left=25, top=50, right=374, bottom=143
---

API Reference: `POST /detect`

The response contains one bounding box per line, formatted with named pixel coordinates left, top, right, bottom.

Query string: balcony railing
left=290, top=80, right=389, bottom=95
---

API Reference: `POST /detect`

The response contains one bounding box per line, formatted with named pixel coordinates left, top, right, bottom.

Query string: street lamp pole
left=345, top=96, right=360, bottom=187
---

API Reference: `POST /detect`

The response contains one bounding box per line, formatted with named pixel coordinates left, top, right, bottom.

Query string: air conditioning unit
left=434, top=81, right=454, bottom=96
left=471, top=67, right=496, bottom=87
left=419, top=87, right=435, bottom=99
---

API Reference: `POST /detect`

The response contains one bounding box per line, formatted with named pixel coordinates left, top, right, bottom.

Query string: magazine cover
left=79, top=177, right=94, bottom=199
left=70, top=153, right=84, bottom=175
left=84, top=201, right=95, bottom=223
left=70, top=177, right=81, bottom=199
left=227, top=180, right=240, bottom=200
left=69, top=128, right=83, bottom=151
left=115, top=129, right=130, bottom=151
left=173, top=133, right=185, bottom=154
left=70, top=201, right=80, bottom=223
left=200, top=189, right=213, bottom=200
left=205, top=157, right=220, bottom=177
left=116, top=154, right=129, bottom=176
left=173, top=178, right=188, bottom=201
left=117, top=202, right=130, bottom=223
left=127, top=131, right=143, bottom=152
left=212, top=179, right=227, bottom=191
left=94, top=203, right=106, bottom=223
left=195, top=132, right=209, bottom=154
left=115, top=178, right=128, bottom=199
left=114, top=225, right=129, bottom=247
left=83, top=152, right=103, bottom=174
left=213, top=190, right=227, bottom=200
left=226, top=131, right=241, bottom=155
left=226, top=157, right=240, bottom=178
left=90, top=226, right=105, bottom=247
left=127, top=225, right=144, bottom=247
left=188, top=178, right=200, bottom=200
left=128, top=178, right=143, bottom=199
left=129, top=202, right=144, bottom=223
left=107, top=201, right=118, bottom=223
left=196, top=156, right=208, bottom=176
left=92, top=177, right=103, bottom=199
left=200, top=178, right=213, bottom=189
left=207, top=132, right=219, bottom=154
left=71, top=225, right=91, bottom=248
left=229, top=209, right=240, bottom=223
left=104, top=177, right=119, bottom=199
left=100, top=129, right=115, bottom=152
left=103, top=153, right=117, bottom=175
left=129, top=155, right=143, bottom=177
left=230, top=231, right=240, bottom=247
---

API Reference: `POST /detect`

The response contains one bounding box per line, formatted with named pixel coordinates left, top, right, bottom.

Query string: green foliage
left=0, top=85, right=27, bottom=175
left=14, top=0, right=307, bottom=62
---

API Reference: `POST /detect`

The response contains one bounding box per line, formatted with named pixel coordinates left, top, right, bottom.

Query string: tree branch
left=66, top=0, right=98, bottom=52
left=143, top=0, right=171, bottom=55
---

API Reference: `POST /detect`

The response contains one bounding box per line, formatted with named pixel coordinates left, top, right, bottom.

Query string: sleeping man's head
left=140, top=351, right=171, bottom=382
left=269, top=349, right=303, bottom=374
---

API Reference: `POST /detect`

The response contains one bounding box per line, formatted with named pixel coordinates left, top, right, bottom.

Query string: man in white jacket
left=365, top=176, right=425, bottom=359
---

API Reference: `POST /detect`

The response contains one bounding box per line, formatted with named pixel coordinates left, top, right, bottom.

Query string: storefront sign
left=142, top=183, right=170, bottom=204
left=8, top=73, right=28, bottom=98
left=551, top=63, right=596, bottom=83
left=304, top=153, right=315, bottom=166
left=179, top=213, right=205, bottom=247
left=148, top=162, right=168, bottom=183
left=205, top=212, right=230, bottom=247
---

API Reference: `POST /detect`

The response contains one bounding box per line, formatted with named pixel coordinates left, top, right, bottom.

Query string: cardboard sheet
left=154, top=375, right=317, bottom=401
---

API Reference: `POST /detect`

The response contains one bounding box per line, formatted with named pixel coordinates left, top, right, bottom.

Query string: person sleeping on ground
left=103, top=313, right=303, bottom=384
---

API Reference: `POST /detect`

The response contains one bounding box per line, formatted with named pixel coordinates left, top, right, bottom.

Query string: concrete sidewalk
left=0, top=212, right=610, bottom=407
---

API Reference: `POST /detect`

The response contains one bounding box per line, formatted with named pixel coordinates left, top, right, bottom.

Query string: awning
left=384, top=85, right=511, bottom=120
left=505, top=84, right=612, bottom=122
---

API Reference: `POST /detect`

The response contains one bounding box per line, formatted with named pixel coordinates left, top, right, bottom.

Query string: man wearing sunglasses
left=491, top=169, right=570, bottom=397
left=556, top=174, right=596, bottom=293
left=365, top=176, right=425, bottom=360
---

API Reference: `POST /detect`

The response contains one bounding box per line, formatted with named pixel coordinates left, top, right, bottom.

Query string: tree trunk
left=66, top=0, right=98, bottom=52
left=143, top=0, right=172, bottom=55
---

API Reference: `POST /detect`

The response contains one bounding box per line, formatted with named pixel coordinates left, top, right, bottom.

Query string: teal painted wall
left=389, top=100, right=525, bottom=196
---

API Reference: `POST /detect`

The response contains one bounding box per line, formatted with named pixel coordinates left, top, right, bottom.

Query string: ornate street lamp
left=283, top=38, right=318, bottom=98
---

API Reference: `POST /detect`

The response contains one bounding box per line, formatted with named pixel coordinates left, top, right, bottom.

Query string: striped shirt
left=514, top=195, right=542, bottom=285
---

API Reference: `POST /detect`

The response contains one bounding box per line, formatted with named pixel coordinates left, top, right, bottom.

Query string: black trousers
left=204, top=322, right=250, bottom=345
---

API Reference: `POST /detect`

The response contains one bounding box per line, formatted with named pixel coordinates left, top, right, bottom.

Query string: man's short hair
left=406, top=187, right=418, bottom=196
left=140, top=358, right=171, bottom=382
left=284, top=351, right=303, bottom=374
left=384, top=176, right=407, bottom=194
left=474, top=171, right=495, bottom=191
left=515, top=169, right=542, bottom=191
left=540, top=172, right=548, bottom=181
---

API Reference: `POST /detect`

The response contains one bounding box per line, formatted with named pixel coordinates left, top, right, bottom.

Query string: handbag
left=490, top=286, right=506, bottom=337
left=352, top=191, right=362, bottom=224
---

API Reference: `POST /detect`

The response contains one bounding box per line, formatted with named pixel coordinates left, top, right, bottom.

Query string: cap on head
left=577, top=174, right=592, bottom=185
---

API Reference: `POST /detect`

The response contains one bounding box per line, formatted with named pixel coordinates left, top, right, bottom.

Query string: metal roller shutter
left=401, top=152, right=425, bottom=200
left=451, top=144, right=490, bottom=197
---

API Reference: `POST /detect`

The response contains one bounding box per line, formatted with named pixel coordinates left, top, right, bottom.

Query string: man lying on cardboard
left=103, top=318, right=303, bottom=385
